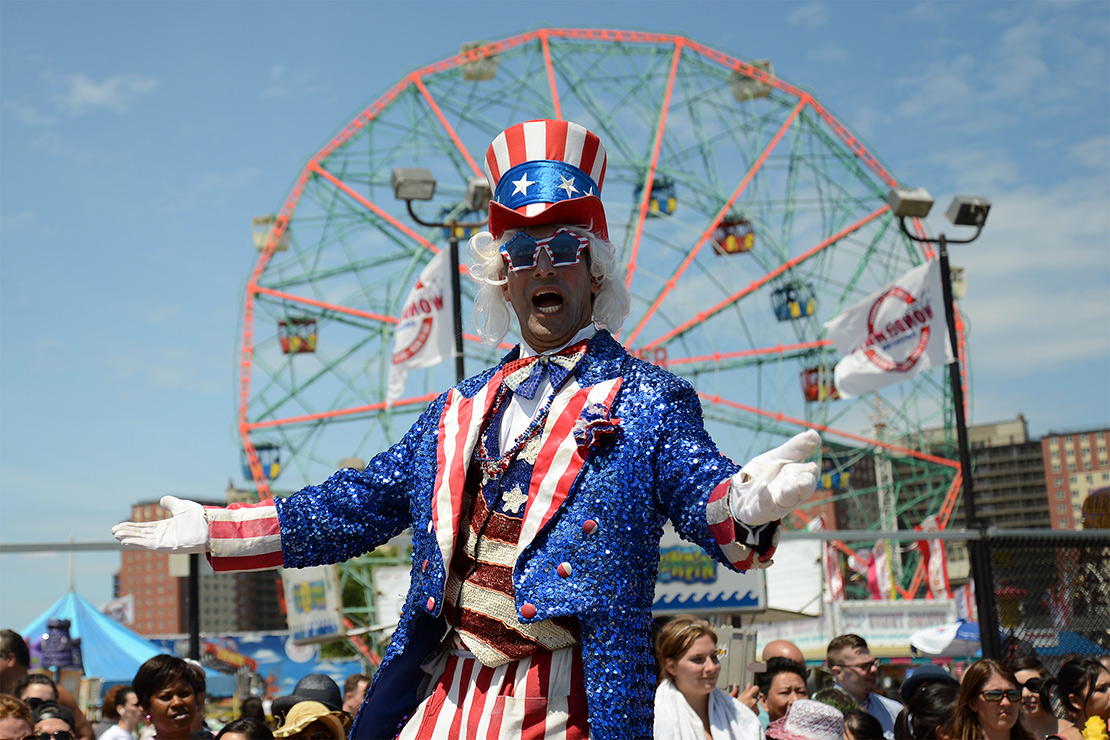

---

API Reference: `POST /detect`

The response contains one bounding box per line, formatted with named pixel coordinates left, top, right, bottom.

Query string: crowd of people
left=0, top=628, right=374, bottom=740
left=651, top=616, right=1110, bottom=740
left=2, top=618, right=1109, bottom=740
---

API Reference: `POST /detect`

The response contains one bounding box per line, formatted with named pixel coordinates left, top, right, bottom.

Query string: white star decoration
left=557, top=175, right=579, bottom=198
left=501, top=485, right=528, bottom=515
left=512, top=173, right=534, bottom=196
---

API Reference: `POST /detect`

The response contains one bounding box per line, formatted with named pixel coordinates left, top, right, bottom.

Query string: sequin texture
left=274, top=331, right=761, bottom=740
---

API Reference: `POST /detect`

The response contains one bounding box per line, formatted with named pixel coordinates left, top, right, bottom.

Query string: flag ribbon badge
left=824, top=260, right=953, bottom=399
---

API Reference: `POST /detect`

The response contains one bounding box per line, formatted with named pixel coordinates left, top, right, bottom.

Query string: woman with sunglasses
left=1042, top=657, right=1110, bottom=740
left=948, top=659, right=1034, bottom=740
left=131, top=656, right=199, bottom=740
left=1006, top=657, right=1075, bottom=740
left=30, top=702, right=75, bottom=740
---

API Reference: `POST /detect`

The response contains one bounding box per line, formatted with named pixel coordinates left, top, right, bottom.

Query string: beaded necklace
left=473, top=380, right=558, bottom=480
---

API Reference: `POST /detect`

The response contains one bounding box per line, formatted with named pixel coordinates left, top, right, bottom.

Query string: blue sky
left=2, top=1, right=1107, bottom=632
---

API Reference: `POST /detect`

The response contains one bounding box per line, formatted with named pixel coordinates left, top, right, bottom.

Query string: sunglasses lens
left=1024, top=678, right=1042, bottom=692
left=982, top=690, right=1021, bottom=703
left=502, top=234, right=539, bottom=271
left=546, top=232, right=586, bottom=266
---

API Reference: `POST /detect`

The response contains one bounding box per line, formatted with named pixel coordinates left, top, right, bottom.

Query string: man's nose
left=532, top=248, right=556, bottom=275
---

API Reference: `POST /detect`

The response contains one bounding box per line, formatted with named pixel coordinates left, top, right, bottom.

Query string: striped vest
left=441, top=390, right=579, bottom=666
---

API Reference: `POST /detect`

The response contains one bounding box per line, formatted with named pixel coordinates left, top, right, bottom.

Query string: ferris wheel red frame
left=238, top=28, right=972, bottom=601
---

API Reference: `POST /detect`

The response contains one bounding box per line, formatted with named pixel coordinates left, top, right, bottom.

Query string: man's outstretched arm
left=112, top=495, right=282, bottom=571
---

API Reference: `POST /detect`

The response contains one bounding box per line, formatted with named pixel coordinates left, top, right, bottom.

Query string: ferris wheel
left=238, top=29, right=967, bottom=609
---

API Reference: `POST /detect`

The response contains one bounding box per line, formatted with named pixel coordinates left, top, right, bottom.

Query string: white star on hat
left=557, top=174, right=579, bottom=198
left=512, top=173, right=535, bottom=196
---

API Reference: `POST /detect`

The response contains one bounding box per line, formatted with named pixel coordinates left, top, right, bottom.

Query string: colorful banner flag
left=916, top=514, right=952, bottom=600
left=824, top=260, right=953, bottom=399
left=99, top=594, right=135, bottom=626
left=825, top=541, right=845, bottom=602
left=867, top=540, right=893, bottom=600
left=387, top=250, right=453, bottom=401
left=954, top=582, right=976, bottom=622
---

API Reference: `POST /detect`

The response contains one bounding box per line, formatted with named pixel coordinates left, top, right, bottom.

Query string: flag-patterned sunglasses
left=499, top=229, right=590, bottom=272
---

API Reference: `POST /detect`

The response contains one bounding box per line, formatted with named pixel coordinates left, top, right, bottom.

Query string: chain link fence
left=987, top=530, right=1110, bottom=671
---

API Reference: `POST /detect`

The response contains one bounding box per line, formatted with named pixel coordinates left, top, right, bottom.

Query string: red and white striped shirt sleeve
left=205, top=501, right=284, bottom=572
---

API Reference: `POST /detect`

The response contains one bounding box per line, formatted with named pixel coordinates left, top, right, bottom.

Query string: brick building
left=1041, top=427, right=1110, bottom=530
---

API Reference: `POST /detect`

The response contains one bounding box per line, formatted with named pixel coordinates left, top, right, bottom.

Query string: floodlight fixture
left=391, top=167, right=437, bottom=202
left=392, top=166, right=489, bottom=385
left=887, top=186, right=935, bottom=219
left=465, top=177, right=492, bottom=212
left=945, top=195, right=991, bottom=227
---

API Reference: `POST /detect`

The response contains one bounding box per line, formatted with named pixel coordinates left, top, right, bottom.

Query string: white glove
left=111, top=495, right=210, bottom=553
left=730, top=430, right=821, bottom=527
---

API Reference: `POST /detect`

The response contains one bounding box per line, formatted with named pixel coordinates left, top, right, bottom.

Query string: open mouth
left=532, top=290, right=564, bottom=315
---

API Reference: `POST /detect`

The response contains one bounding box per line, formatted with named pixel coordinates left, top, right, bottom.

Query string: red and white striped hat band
left=484, top=120, right=609, bottom=241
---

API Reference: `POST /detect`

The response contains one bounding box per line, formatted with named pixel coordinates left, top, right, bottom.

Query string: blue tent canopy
left=1032, top=631, right=1105, bottom=656
left=21, top=591, right=160, bottom=684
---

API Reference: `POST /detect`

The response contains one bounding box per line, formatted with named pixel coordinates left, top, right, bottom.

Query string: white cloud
left=156, top=166, right=263, bottom=215
left=788, top=2, right=830, bottom=30
left=260, top=64, right=329, bottom=100
left=892, top=6, right=1108, bottom=133
left=1069, top=136, right=1110, bottom=170
left=52, top=73, right=158, bottom=115
left=146, top=306, right=184, bottom=325
left=4, top=100, right=58, bottom=126
left=99, top=345, right=226, bottom=394
left=807, top=44, right=849, bottom=65
left=951, top=176, right=1110, bottom=379
left=261, top=64, right=289, bottom=99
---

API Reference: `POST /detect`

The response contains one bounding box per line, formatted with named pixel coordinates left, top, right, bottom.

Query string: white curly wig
left=468, top=225, right=631, bottom=347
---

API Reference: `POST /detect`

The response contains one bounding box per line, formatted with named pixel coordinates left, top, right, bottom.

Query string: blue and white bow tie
left=501, top=340, right=588, bottom=400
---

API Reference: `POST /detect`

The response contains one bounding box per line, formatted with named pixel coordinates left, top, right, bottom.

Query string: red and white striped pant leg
left=396, top=647, right=588, bottom=740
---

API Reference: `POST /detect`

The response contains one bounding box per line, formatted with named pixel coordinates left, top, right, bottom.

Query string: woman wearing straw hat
left=272, top=702, right=345, bottom=740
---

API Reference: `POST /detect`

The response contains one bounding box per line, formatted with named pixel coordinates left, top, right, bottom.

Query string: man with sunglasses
left=827, top=634, right=903, bottom=739
left=114, top=120, right=821, bottom=740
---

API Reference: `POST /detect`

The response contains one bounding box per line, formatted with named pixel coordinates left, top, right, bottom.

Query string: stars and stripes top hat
left=484, top=120, right=608, bottom=241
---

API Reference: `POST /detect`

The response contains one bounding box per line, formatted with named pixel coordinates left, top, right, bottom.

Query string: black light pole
left=393, top=168, right=489, bottom=384
left=188, top=553, right=200, bottom=660
left=890, top=188, right=1000, bottom=659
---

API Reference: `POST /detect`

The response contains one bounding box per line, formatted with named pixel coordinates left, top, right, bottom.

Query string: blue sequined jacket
left=274, top=330, right=757, bottom=740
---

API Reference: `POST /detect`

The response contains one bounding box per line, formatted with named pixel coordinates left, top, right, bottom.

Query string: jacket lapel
left=517, top=376, right=623, bottom=557
left=431, top=372, right=501, bottom=575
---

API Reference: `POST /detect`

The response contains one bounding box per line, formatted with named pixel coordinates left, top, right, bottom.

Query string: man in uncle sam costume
left=113, top=120, right=821, bottom=740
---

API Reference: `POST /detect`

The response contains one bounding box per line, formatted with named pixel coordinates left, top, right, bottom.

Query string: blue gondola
left=633, top=179, right=676, bottom=216
left=817, top=456, right=851, bottom=490
left=241, top=442, right=281, bottom=482
left=772, top=281, right=816, bottom=321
